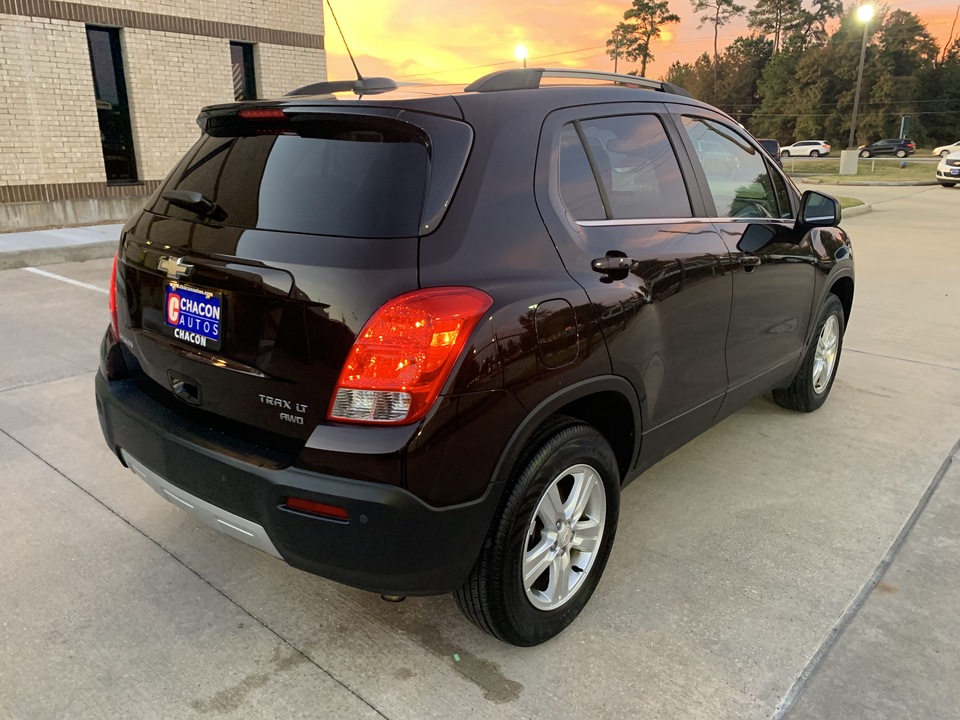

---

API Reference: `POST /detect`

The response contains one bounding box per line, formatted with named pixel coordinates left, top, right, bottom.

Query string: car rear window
left=150, top=114, right=430, bottom=238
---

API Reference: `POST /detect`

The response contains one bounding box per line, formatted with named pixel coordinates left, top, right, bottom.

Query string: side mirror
left=798, top=190, right=841, bottom=227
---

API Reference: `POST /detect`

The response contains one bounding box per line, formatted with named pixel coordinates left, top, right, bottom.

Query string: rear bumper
left=95, top=370, right=504, bottom=595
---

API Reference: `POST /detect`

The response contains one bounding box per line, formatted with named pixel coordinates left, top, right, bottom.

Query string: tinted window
left=86, top=26, right=138, bottom=183
left=559, top=116, right=691, bottom=220
left=558, top=126, right=606, bottom=220
left=153, top=117, right=429, bottom=238
left=230, top=42, right=256, bottom=101
left=682, top=116, right=778, bottom=218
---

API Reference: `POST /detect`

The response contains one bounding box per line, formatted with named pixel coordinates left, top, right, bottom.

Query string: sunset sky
left=323, top=0, right=960, bottom=85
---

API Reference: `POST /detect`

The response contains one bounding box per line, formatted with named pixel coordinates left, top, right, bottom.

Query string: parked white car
left=936, top=151, right=960, bottom=187
left=780, top=140, right=831, bottom=157
left=933, top=141, right=960, bottom=158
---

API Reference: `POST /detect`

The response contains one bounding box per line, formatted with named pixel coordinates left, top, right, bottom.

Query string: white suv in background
left=781, top=140, right=831, bottom=157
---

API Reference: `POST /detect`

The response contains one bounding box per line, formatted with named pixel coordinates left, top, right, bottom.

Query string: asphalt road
left=1, top=184, right=958, bottom=719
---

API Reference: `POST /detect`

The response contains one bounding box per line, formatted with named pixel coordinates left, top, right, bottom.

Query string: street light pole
left=847, top=5, right=874, bottom=149
left=514, top=44, right=528, bottom=69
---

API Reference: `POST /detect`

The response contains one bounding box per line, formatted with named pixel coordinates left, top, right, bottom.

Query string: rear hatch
left=116, top=103, right=472, bottom=451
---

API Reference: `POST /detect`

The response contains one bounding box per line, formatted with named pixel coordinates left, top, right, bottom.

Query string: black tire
left=859, top=150, right=870, bottom=158
left=773, top=294, right=845, bottom=413
left=780, top=150, right=790, bottom=158
left=896, top=149, right=907, bottom=158
left=941, top=182, right=957, bottom=188
left=454, top=419, right=620, bottom=646
left=941, top=150, right=950, bottom=158
left=810, top=150, right=820, bottom=157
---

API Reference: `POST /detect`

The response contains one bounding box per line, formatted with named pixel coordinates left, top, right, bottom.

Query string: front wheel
left=941, top=182, right=957, bottom=188
left=773, top=294, right=845, bottom=412
left=859, top=150, right=871, bottom=158
left=810, top=150, right=820, bottom=157
left=896, top=149, right=907, bottom=158
left=941, top=150, right=950, bottom=158
left=454, top=420, right=620, bottom=646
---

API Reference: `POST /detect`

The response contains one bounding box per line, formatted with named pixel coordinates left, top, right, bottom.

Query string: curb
left=841, top=203, right=872, bottom=218
left=0, top=240, right=117, bottom=271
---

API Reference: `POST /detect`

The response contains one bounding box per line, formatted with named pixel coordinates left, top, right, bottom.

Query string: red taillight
left=109, top=252, right=119, bottom=340
left=284, top=497, right=349, bottom=520
left=328, top=287, right=494, bottom=425
left=237, top=108, right=286, bottom=120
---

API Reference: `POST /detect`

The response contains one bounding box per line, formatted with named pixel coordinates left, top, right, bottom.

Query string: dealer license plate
left=163, top=282, right=222, bottom=351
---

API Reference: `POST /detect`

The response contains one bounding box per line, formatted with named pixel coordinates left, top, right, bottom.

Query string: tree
left=748, top=0, right=804, bottom=54
left=607, top=0, right=681, bottom=77
left=780, top=0, right=843, bottom=54
left=691, top=0, right=746, bottom=91
left=607, top=22, right=635, bottom=74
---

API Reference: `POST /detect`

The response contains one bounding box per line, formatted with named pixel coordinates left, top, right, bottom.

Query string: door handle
left=592, top=255, right=640, bottom=274
left=737, top=255, right=761, bottom=267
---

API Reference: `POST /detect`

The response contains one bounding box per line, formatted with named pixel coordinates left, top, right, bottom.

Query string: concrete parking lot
left=1, top=183, right=958, bottom=719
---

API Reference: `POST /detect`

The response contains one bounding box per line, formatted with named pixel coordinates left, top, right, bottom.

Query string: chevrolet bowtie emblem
left=158, top=256, right=193, bottom=279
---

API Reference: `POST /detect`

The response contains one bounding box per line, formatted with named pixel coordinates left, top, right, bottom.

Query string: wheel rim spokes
left=523, top=464, right=606, bottom=611
left=813, top=315, right=839, bottom=394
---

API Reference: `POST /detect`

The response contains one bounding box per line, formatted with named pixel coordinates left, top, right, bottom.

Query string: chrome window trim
left=578, top=216, right=795, bottom=227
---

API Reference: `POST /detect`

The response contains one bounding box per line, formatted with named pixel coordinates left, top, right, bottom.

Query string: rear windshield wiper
left=161, top=189, right=228, bottom=222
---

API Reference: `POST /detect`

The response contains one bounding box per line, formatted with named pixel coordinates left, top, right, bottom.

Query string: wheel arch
left=492, top=377, right=642, bottom=488
left=828, top=274, right=854, bottom=328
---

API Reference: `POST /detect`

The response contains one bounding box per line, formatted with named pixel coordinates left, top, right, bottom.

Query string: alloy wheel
left=812, top=315, right=840, bottom=394
left=522, top=463, right=606, bottom=611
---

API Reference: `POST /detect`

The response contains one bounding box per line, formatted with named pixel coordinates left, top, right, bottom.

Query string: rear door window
left=558, top=115, right=692, bottom=220
left=152, top=115, right=430, bottom=238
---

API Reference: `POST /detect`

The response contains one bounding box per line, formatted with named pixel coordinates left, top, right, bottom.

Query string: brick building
left=0, top=0, right=326, bottom=231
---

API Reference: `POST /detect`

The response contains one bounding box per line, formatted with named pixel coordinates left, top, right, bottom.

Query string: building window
left=85, top=26, right=138, bottom=183
left=230, top=42, right=257, bottom=101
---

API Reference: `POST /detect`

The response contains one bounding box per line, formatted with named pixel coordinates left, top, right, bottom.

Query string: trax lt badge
left=158, top=256, right=194, bottom=279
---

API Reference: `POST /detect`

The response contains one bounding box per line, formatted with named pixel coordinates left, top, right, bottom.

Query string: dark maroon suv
left=95, top=68, right=854, bottom=646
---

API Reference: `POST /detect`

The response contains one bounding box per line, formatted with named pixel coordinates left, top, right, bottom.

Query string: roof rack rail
left=285, top=76, right=398, bottom=97
left=463, top=68, right=692, bottom=97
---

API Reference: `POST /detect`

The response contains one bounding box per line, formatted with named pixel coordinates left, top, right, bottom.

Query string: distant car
left=933, top=141, right=960, bottom=158
left=757, top=138, right=782, bottom=166
left=780, top=140, right=831, bottom=157
left=858, top=138, right=915, bottom=158
left=936, top=151, right=960, bottom=187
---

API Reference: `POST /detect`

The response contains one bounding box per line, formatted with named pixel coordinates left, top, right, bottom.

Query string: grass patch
left=783, top=157, right=934, bottom=182
left=835, top=196, right=864, bottom=209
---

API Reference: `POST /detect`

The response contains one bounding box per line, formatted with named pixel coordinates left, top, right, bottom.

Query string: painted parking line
left=22, top=267, right=109, bottom=295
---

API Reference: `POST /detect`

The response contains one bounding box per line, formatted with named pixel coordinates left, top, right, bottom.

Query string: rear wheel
left=896, top=149, right=907, bottom=158
left=773, top=295, right=844, bottom=413
left=859, top=150, right=871, bottom=158
left=810, top=150, right=820, bottom=157
left=454, top=420, right=620, bottom=646
left=780, top=149, right=790, bottom=158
